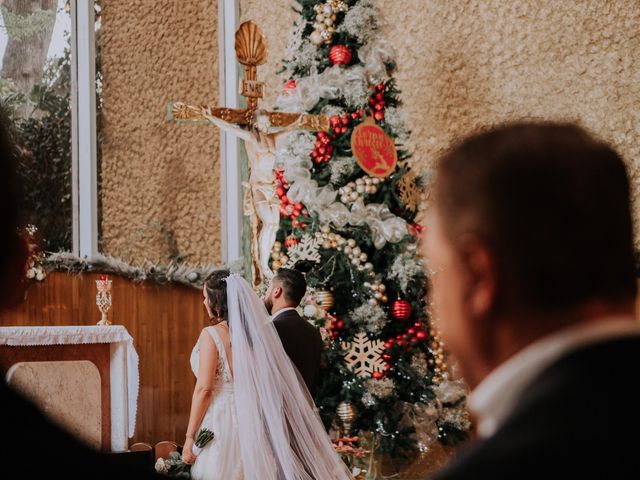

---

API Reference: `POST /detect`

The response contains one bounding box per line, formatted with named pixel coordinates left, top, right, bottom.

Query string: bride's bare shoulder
left=205, top=322, right=231, bottom=342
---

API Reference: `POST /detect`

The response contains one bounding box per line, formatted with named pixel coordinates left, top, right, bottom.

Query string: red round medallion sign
left=350, top=118, right=397, bottom=178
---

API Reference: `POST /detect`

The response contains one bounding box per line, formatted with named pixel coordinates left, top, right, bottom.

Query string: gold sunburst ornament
left=397, top=170, right=420, bottom=212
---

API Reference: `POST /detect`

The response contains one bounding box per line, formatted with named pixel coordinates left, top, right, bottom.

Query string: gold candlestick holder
left=96, top=275, right=112, bottom=326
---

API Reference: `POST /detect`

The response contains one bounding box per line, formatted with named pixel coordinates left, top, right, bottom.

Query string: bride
left=182, top=270, right=352, bottom=480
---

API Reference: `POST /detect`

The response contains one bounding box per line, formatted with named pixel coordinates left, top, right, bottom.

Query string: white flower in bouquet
left=35, top=268, right=45, bottom=281
left=154, top=458, right=169, bottom=474
left=26, top=268, right=35, bottom=279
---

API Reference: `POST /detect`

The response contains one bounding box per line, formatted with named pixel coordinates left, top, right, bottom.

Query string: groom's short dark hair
left=275, top=261, right=310, bottom=306
left=435, top=122, right=637, bottom=311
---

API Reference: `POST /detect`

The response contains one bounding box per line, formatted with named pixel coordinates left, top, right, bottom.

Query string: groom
left=263, top=262, right=324, bottom=399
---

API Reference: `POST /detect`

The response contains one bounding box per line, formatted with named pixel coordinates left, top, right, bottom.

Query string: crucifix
left=168, top=21, right=329, bottom=285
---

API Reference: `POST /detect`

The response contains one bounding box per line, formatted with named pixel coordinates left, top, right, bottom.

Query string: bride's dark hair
left=204, top=269, right=231, bottom=321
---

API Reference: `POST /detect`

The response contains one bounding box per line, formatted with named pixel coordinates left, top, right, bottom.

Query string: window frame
left=70, top=0, right=243, bottom=264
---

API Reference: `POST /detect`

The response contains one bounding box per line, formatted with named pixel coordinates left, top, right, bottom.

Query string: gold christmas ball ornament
left=316, top=289, right=335, bottom=310
left=336, top=401, right=357, bottom=435
left=310, top=30, right=323, bottom=45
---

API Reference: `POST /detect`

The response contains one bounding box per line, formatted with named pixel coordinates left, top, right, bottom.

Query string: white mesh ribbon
left=348, top=198, right=408, bottom=248
left=358, top=39, right=397, bottom=85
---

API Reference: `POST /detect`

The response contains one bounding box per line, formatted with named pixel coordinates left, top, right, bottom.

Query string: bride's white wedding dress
left=189, top=326, right=242, bottom=480
left=186, top=275, right=352, bottom=480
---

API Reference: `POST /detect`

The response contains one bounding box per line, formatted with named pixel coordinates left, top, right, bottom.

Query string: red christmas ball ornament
left=416, top=330, right=427, bottom=341
left=371, top=371, right=384, bottom=380
left=283, top=79, right=297, bottom=90
left=391, top=299, right=412, bottom=321
left=284, top=235, right=299, bottom=248
left=329, top=44, right=352, bottom=66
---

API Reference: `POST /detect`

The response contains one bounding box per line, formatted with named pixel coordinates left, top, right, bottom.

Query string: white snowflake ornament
left=284, top=234, right=322, bottom=268
left=342, top=332, right=386, bottom=377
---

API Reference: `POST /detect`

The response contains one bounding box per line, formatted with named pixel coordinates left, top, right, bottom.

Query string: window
left=0, top=0, right=73, bottom=252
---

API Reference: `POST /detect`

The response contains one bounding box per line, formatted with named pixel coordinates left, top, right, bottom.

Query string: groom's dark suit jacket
left=433, top=336, right=640, bottom=480
left=273, top=308, right=324, bottom=399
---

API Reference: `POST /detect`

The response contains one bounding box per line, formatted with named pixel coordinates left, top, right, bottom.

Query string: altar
left=0, top=325, right=139, bottom=452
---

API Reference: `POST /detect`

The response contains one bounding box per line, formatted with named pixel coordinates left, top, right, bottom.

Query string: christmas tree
left=270, top=0, right=470, bottom=458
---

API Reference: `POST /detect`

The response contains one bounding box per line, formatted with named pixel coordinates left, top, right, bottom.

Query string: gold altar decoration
left=96, top=275, right=113, bottom=326
left=169, top=21, right=330, bottom=285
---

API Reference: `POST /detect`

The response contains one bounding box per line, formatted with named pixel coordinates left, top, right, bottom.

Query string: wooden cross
left=167, top=21, right=329, bottom=132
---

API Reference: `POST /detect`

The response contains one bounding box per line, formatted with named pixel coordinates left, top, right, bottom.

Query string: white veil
left=226, top=274, right=353, bottom=480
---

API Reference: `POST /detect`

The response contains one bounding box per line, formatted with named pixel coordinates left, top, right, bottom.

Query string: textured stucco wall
left=240, top=0, right=640, bottom=235
left=101, top=0, right=221, bottom=265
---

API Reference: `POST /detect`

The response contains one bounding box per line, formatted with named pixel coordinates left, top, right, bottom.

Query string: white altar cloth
left=0, top=325, right=139, bottom=450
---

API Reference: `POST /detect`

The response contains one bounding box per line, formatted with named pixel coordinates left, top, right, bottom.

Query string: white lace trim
left=0, top=325, right=139, bottom=438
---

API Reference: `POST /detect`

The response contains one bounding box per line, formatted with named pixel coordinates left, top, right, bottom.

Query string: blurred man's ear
left=457, top=235, right=497, bottom=320
left=273, top=286, right=283, bottom=299
left=0, top=234, right=28, bottom=310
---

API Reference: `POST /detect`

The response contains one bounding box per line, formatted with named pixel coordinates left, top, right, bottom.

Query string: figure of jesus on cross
left=169, top=21, right=328, bottom=285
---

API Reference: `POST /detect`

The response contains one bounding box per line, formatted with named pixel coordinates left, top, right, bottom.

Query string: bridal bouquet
left=155, top=428, right=215, bottom=478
